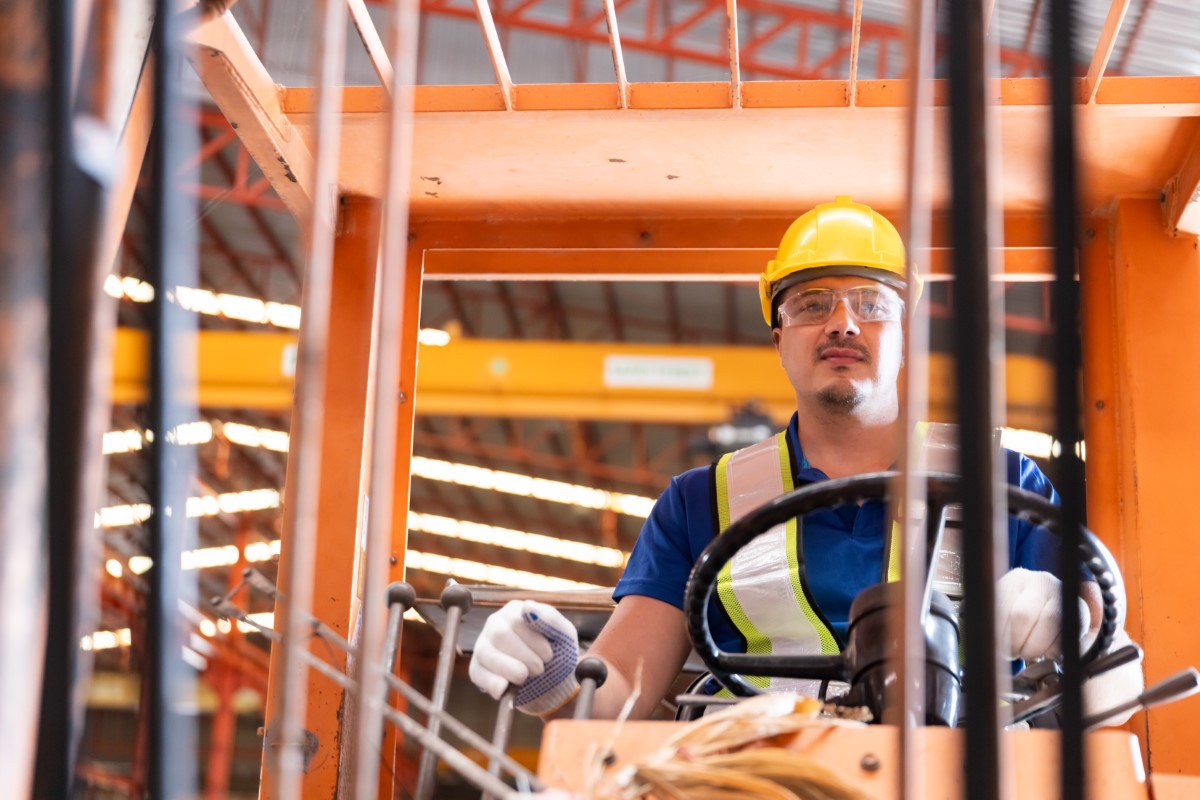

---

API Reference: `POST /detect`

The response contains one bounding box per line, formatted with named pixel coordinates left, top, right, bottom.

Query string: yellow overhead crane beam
left=110, top=327, right=1056, bottom=431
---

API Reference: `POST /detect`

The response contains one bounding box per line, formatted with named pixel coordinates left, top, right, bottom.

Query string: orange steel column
left=260, top=195, right=381, bottom=798
left=1080, top=214, right=1148, bottom=761
left=378, top=241, right=425, bottom=800
left=1080, top=198, right=1200, bottom=773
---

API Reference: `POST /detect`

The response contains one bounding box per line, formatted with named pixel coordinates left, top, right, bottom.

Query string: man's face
left=771, top=275, right=905, bottom=414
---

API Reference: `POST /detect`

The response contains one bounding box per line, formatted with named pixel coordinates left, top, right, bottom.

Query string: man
left=468, top=197, right=1142, bottom=723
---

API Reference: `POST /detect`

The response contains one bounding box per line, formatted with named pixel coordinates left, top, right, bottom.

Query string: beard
left=816, top=382, right=864, bottom=412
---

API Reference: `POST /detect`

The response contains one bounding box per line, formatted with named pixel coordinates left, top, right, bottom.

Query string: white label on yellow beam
left=602, top=355, right=713, bottom=390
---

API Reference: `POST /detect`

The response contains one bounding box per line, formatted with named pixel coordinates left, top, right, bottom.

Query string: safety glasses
left=777, top=285, right=904, bottom=327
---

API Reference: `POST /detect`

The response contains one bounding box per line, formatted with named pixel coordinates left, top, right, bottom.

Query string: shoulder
left=1003, top=448, right=1059, bottom=503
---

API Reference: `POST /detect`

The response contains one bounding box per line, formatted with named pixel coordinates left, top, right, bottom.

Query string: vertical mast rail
left=891, top=0, right=938, bottom=798
left=0, top=3, right=51, bottom=797
left=1049, top=0, right=1087, bottom=797
left=38, top=0, right=118, bottom=794
left=147, top=0, right=201, bottom=795
left=947, top=0, right=1007, bottom=796
left=348, top=0, right=421, bottom=795
left=269, top=0, right=348, bottom=795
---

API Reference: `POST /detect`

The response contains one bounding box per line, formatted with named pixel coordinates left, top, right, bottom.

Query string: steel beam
left=186, top=11, right=315, bottom=220
left=259, top=197, right=380, bottom=799
left=1162, top=124, right=1200, bottom=237
left=111, top=328, right=1059, bottom=431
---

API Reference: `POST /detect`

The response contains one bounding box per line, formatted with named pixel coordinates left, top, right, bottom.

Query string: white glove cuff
left=519, top=674, right=581, bottom=717
left=513, top=605, right=580, bottom=716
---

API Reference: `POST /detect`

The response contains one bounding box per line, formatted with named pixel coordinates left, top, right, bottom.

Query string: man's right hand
left=468, top=600, right=581, bottom=716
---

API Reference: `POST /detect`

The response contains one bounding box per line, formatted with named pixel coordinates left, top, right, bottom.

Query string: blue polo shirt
left=614, top=414, right=1062, bottom=653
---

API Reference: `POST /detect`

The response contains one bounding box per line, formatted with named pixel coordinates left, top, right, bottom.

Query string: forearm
left=537, top=657, right=661, bottom=722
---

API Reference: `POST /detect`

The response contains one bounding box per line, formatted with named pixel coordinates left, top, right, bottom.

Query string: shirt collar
left=787, top=412, right=829, bottom=482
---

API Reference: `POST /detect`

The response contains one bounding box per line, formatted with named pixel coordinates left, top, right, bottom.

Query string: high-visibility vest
left=712, top=422, right=967, bottom=697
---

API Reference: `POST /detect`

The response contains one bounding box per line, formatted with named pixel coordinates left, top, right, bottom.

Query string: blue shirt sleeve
left=614, top=468, right=706, bottom=610
left=1006, top=450, right=1066, bottom=575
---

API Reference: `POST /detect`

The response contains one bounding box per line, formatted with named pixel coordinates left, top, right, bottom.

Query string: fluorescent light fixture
left=219, top=293, right=267, bottom=323
left=411, top=456, right=654, bottom=519
left=266, top=301, right=301, bottom=329
left=175, top=286, right=221, bottom=315
left=121, top=276, right=155, bottom=303
left=103, top=428, right=144, bottom=454
left=219, top=421, right=290, bottom=452
left=166, top=420, right=213, bottom=446
left=82, top=628, right=132, bottom=651
left=103, top=274, right=124, bottom=298
left=243, top=539, right=281, bottom=563
left=405, top=550, right=603, bottom=591
left=999, top=427, right=1086, bottom=462
left=107, top=275, right=450, bottom=343
left=239, top=611, right=274, bottom=634
left=181, top=544, right=240, bottom=571
left=408, top=511, right=626, bottom=568
left=418, top=328, right=451, bottom=347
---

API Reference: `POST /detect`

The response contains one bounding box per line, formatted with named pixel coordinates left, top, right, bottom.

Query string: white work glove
left=1083, top=629, right=1145, bottom=727
left=997, top=568, right=1091, bottom=662
left=468, top=600, right=580, bottom=716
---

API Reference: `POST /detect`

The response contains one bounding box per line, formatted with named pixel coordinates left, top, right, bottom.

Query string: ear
left=771, top=327, right=782, bottom=351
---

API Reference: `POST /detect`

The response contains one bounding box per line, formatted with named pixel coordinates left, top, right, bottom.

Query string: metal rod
left=891, top=0, right=936, bottom=796
left=384, top=582, right=416, bottom=675
left=847, top=0, right=863, bottom=106
left=1048, top=0, right=1086, bottom=796
left=1082, top=0, right=1132, bottom=104
left=725, top=0, right=741, bottom=108
left=573, top=657, right=609, bottom=720
left=948, top=0, right=1006, bottom=796
left=347, top=0, right=395, bottom=90
left=146, top=0, right=203, bottom=794
left=472, top=0, right=515, bottom=110
left=1083, top=668, right=1200, bottom=730
left=482, top=687, right=517, bottom=800
left=215, top=591, right=538, bottom=790
left=601, top=0, right=629, bottom=108
left=383, top=673, right=537, bottom=785
left=268, top=0, right=348, bottom=793
left=37, top=0, right=109, bottom=793
left=349, top=0, right=420, bottom=793
left=416, top=583, right=473, bottom=800
left=0, top=2, right=52, bottom=794
left=380, top=705, right=521, bottom=800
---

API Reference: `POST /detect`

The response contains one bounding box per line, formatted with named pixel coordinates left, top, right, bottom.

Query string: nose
left=822, top=297, right=860, bottom=336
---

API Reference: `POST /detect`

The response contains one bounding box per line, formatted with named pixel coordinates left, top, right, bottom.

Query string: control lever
left=1083, top=667, right=1200, bottom=730
left=1008, top=644, right=1143, bottom=726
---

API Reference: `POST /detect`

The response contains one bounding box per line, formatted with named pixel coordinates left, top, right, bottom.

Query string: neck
left=794, top=402, right=901, bottom=479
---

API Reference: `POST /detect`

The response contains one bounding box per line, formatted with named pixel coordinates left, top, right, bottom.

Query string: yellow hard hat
left=759, top=196, right=917, bottom=326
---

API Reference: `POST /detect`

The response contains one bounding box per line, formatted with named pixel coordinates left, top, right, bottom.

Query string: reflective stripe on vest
left=714, top=432, right=840, bottom=696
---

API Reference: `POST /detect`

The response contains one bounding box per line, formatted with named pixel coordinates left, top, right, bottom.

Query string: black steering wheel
left=683, top=471, right=1123, bottom=706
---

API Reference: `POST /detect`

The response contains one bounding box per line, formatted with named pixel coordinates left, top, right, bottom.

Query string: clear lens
left=778, top=286, right=902, bottom=326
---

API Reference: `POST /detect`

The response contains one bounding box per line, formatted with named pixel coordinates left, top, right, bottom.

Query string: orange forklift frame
left=175, top=1, right=1200, bottom=796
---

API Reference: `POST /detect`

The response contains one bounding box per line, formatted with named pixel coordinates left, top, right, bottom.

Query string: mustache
left=816, top=339, right=871, bottom=361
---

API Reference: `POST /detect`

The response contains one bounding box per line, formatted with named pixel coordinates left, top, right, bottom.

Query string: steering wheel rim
left=683, top=471, right=1123, bottom=698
